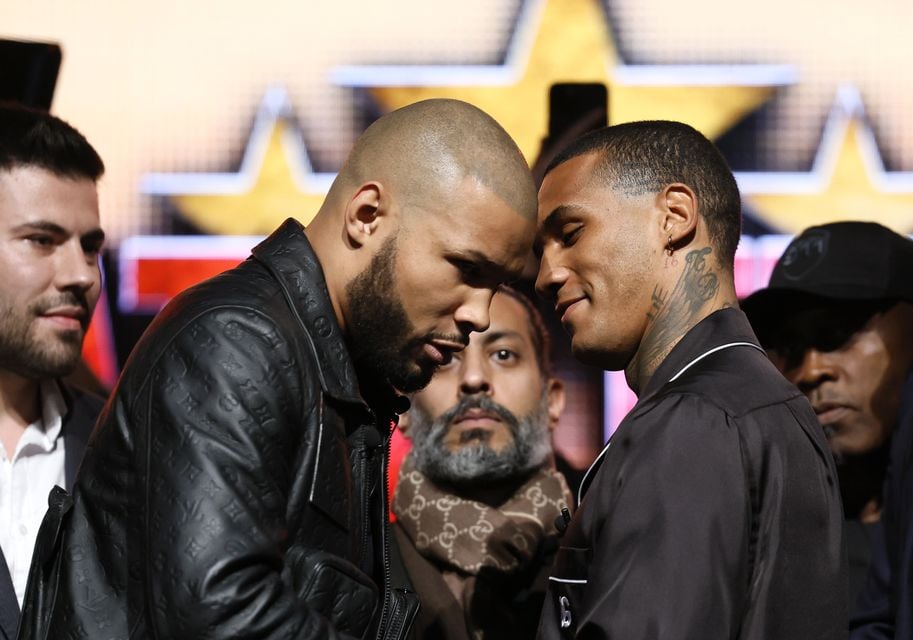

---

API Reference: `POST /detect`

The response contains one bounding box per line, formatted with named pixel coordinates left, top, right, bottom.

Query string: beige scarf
left=393, top=454, right=572, bottom=575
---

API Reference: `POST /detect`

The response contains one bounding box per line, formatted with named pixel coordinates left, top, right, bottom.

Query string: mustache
left=30, top=292, right=91, bottom=328
left=438, top=395, right=519, bottom=433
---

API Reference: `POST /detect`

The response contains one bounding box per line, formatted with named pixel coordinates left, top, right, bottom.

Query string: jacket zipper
left=375, top=422, right=394, bottom=639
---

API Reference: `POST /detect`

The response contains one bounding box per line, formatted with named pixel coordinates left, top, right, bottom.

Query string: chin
left=391, top=365, right=435, bottom=393
left=572, top=340, right=629, bottom=372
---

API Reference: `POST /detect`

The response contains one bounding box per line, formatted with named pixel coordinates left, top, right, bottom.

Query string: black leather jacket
left=18, top=219, right=414, bottom=640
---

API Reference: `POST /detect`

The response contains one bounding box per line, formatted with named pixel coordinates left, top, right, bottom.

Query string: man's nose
left=56, top=239, right=99, bottom=294
left=790, top=348, right=838, bottom=393
left=535, top=250, right=566, bottom=301
left=454, top=288, right=493, bottom=334
left=458, top=349, right=492, bottom=396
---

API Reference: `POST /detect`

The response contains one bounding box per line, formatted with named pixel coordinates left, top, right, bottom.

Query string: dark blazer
left=0, top=385, right=102, bottom=640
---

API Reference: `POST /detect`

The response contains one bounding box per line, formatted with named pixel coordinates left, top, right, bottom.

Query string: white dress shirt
left=0, top=380, right=67, bottom=608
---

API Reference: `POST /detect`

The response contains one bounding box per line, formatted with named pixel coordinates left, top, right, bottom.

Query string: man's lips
left=453, top=408, right=502, bottom=425
left=555, top=296, right=585, bottom=324
left=422, top=340, right=466, bottom=366
left=39, top=306, right=87, bottom=331
left=813, top=403, right=852, bottom=426
left=450, top=410, right=502, bottom=441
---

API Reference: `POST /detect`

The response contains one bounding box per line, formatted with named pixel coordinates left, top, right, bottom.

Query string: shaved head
left=331, top=99, right=536, bottom=220
left=308, top=99, right=538, bottom=393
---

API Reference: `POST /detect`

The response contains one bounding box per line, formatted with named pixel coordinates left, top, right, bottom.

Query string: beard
left=0, top=291, right=89, bottom=380
left=409, top=391, right=552, bottom=486
left=345, top=235, right=433, bottom=393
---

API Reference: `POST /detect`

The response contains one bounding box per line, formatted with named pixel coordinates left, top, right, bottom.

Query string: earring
left=666, top=234, right=674, bottom=256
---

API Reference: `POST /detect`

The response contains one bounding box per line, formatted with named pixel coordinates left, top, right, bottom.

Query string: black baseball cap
left=743, top=222, right=913, bottom=321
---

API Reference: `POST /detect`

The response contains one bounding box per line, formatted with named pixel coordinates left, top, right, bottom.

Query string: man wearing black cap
left=743, top=220, right=913, bottom=638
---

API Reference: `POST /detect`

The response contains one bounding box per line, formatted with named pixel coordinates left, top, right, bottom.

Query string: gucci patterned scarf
left=393, top=454, right=572, bottom=575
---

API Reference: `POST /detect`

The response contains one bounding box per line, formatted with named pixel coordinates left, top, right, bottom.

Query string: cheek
left=492, top=370, right=543, bottom=415
left=864, top=363, right=905, bottom=439
left=412, top=379, right=456, bottom=419
left=398, top=260, right=457, bottom=316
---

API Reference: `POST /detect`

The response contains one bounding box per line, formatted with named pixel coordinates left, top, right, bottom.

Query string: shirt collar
left=38, top=379, right=67, bottom=445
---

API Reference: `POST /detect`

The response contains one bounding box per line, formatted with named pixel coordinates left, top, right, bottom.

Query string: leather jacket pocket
left=286, top=547, right=380, bottom=640
left=306, top=413, right=350, bottom=533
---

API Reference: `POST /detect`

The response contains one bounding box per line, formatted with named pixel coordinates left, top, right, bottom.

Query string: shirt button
left=19, top=524, right=27, bottom=536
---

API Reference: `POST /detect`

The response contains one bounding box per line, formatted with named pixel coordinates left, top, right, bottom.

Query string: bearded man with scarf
left=392, top=287, right=572, bottom=640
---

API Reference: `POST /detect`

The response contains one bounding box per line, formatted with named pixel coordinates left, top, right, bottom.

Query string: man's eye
left=560, top=226, right=582, bottom=246
left=452, top=259, right=482, bottom=281
left=493, top=349, right=516, bottom=362
left=27, top=235, right=55, bottom=247
left=82, top=239, right=104, bottom=257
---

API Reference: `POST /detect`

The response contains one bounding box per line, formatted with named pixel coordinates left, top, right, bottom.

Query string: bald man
left=17, top=99, right=537, bottom=640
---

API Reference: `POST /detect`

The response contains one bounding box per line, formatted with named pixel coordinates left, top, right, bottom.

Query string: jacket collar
left=251, top=218, right=368, bottom=407
left=638, top=307, right=763, bottom=404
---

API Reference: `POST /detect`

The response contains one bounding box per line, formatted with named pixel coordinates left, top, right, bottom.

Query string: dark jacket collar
left=639, top=308, right=762, bottom=404
left=251, top=218, right=398, bottom=415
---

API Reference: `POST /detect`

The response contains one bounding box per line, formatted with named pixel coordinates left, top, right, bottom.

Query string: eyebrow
left=481, top=329, right=525, bottom=346
left=11, top=220, right=106, bottom=244
left=454, top=249, right=518, bottom=281
left=539, top=204, right=583, bottom=235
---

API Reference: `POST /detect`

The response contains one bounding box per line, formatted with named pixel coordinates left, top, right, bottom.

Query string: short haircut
left=547, top=120, right=742, bottom=264
left=0, top=102, right=104, bottom=181
left=497, top=285, right=551, bottom=377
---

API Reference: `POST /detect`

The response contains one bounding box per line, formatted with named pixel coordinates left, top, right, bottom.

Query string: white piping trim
left=669, top=342, right=764, bottom=382
left=578, top=439, right=611, bottom=507
left=577, top=341, right=764, bottom=505
left=549, top=576, right=588, bottom=584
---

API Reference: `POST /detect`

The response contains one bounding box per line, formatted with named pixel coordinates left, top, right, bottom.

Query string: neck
left=0, top=371, right=42, bottom=458
left=626, top=246, right=737, bottom=395
left=303, top=211, right=350, bottom=336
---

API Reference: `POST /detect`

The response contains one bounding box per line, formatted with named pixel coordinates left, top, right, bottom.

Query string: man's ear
left=397, top=408, right=413, bottom=440
left=657, top=183, right=698, bottom=250
left=545, top=378, right=566, bottom=432
left=344, top=181, right=386, bottom=248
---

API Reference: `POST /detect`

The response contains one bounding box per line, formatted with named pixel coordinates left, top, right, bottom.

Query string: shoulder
left=615, top=392, right=741, bottom=470
left=659, top=343, right=805, bottom=419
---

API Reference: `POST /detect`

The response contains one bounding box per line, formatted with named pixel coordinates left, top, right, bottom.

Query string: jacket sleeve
left=576, top=394, right=750, bottom=640
left=136, top=307, right=354, bottom=640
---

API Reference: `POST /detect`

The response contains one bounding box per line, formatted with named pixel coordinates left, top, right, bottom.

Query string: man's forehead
left=480, top=294, right=534, bottom=340
left=538, top=158, right=606, bottom=221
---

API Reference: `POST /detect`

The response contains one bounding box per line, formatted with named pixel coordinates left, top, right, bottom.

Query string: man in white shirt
left=0, top=102, right=106, bottom=640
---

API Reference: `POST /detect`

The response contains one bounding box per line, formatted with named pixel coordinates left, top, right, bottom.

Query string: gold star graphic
left=333, top=0, right=795, bottom=160
left=142, top=87, right=333, bottom=235
left=737, top=86, right=913, bottom=234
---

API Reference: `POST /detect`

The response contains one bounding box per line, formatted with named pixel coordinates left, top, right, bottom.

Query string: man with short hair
left=0, top=103, right=106, bottom=640
left=394, top=286, right=571, bottom=640
left=742, top=221, right=913, bottom=637
left=18, top=99, right=538, bottom=640
left=533, top=121, right=846, bottom=639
